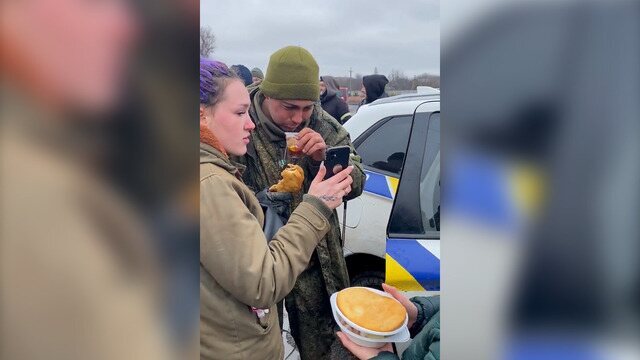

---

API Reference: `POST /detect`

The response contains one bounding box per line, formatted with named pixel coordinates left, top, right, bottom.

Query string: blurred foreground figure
left=443, top=0, right=639, bottom=359
left=0, top=0, right=173, bottom=359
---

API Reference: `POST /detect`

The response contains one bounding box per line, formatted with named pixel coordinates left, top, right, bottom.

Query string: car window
left=387, top=111, right=440, bottom=239
left=356, top=115, right=412, bottom=176
left=420, top=113, right=440, bottom=232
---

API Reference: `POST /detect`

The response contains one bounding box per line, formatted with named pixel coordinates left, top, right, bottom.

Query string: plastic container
left=284, top=132, right=301, bottom=160
left=330, top=287, right=410, bottom=348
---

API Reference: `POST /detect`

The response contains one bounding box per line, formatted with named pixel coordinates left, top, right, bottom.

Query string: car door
left=385, top=106, right=440, bottom=294
left=342, top=115, right=415, bottom=259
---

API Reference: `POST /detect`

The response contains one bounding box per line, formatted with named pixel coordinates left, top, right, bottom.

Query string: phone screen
left=324, top=146, right=350, bottom=180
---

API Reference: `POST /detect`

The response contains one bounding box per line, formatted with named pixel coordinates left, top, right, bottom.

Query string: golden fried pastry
left=269, top=164, right=304, bottom=193
left=336, top=287, right=406, bottom=333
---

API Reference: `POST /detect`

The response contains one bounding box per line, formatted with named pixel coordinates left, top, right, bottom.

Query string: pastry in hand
left=269, top=164, right=304, bottom=193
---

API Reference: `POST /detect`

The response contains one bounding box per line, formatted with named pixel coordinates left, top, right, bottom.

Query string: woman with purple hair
left=199, top=58, right=355, bottom=359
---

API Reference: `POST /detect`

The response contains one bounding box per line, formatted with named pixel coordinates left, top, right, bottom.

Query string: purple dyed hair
left=200, top=58, right=240, bottom=107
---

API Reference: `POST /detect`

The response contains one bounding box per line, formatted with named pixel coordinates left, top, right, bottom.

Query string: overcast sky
left=201, top=0, right=440, bottom=78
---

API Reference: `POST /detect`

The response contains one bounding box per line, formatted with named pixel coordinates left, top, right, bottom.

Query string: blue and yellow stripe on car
left=367, top=168, right=441, bottom=291
left=363, top=170, right=399, bottom=200
left=448, top=153, right=545, bottom=230
left=385, top=239, right=440, bottom=291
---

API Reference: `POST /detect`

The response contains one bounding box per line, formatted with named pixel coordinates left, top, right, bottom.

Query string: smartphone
left=324, top=145, right=350, bottom=180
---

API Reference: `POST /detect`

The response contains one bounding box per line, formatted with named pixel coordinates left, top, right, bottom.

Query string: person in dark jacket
left=358, top=74, right=389, bottom=109
left=337, top=284, right=440, bottom=360
left=320, top=75, right=352, bottom=124
left=230, top=64, right=253, bottom=86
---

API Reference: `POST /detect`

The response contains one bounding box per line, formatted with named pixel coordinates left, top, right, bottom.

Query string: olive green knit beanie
left=260, top=46, right=320, bottom=101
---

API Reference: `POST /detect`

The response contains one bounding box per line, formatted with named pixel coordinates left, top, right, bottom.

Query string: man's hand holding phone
left=308, top=163, right=354, bottom=209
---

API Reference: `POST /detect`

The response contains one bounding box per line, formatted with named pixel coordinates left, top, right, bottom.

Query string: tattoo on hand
left=319, top=195, right=338, bottom=202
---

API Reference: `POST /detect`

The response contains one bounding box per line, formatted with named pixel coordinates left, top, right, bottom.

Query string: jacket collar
left=200, top=122, right=226, bottom=155
left=200, top=123, right=245, bottom=178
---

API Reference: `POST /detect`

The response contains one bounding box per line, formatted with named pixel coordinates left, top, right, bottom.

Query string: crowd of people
left=200, top=46, right=440, bottom=360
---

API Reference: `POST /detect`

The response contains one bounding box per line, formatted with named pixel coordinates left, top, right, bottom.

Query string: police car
left=339, top=91, right=440, bottom=294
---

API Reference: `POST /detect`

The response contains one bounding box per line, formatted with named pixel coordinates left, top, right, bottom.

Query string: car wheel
left=350, top=270, right=385, bottom=290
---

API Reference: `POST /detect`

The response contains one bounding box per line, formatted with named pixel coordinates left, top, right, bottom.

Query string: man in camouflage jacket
left=232, top=46, right=365, bottom=359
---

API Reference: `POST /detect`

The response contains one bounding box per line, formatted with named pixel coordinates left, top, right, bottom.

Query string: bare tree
left=412, top=73, right=440, bottom=89
left=388, top=69, right=412, bottom=90
left=200, top=26, right=215, bottom=57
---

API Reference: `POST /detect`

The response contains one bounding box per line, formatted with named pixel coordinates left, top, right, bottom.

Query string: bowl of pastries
left=331, top=287, right=410, bottom=348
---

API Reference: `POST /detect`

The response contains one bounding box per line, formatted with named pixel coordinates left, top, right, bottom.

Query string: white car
left=339, top=93, right=441, bottom=292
